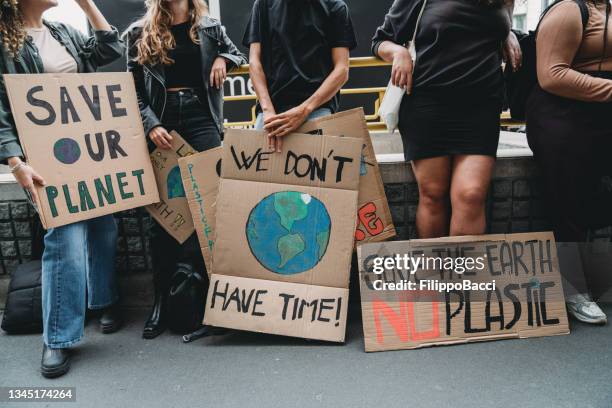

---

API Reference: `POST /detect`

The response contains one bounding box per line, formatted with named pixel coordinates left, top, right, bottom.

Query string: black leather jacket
left=124, top=16, right=247, bottom=137
left=0, top=21, right=123, bottom=164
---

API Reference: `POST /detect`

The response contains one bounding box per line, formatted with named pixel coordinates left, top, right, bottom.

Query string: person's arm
left=503, top=0, right=521, bottom=71
left=537, top=1, right=612, bottom=101
left=210, top=25, right=248, bottom=90
left=371, top=0, right=421, bottom=91
left=249, top=43, right=275, bottom=119
left=124, top=27, right=170, bottom=149
left=66, top=0, right=124, bottom=69
left=264, top=47, right=350, bottom=142
left=75, top=0, right=112, bottom=31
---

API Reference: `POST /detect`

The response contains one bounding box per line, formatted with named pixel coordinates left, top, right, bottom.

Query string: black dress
left=372, top=0, right=511, bottom=161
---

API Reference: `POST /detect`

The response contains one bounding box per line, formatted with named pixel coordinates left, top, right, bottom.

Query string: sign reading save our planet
left=204, top=129, right=362, bottom=342
left=4, top=73, right=159, bottom=228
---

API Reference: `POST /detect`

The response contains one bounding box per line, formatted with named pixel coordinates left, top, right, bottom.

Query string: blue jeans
left=42, top=215, right=118, bottom=348
left=254, top=108, right=332, bottom=130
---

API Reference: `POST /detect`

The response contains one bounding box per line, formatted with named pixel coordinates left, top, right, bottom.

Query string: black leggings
left=151, top=89, right=221, bottom=282
left=526, top=84, right=612, bottom=295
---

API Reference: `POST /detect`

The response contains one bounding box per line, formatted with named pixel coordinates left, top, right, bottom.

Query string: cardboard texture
left=178, top=147, right=222, bottom=274
left=146, top=131, right=196, bottom=244
left=298, top=108, right=396, bottom=245
left=204, top=129, right=362, bottom=342
left=3, top=73, right=159, bottom=228
left=357, top=232, right=570, bottom=352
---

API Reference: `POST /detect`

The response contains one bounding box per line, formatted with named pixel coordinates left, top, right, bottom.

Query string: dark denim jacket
left=124, top=16, right=247, bottom=137
left=0, top=21, right=124, bottom=164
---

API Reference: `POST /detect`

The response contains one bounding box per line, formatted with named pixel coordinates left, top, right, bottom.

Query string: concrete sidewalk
left=1, top=306, right=611, bottom=408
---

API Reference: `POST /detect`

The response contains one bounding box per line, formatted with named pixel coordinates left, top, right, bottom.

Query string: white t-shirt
left=26, top=26, right=78, bottom=74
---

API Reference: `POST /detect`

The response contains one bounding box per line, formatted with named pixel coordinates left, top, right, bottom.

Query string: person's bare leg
left=411, top=157, right=452, bottom=238
left=449, top=155, right=495, bottom=236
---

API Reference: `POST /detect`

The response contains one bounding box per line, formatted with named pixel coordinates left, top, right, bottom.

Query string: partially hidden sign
left=178, top=147, right=222, bottom=274
left=146, top=131, right=196, bottom=243
left=204, top=129, right=362, bottom=342
left=4, top=73, right=159, bottom=228
left=357, top=232, right=569, bottom=352
left=298, top=108, right=395, bottom=245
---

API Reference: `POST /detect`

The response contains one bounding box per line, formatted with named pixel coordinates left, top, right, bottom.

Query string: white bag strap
left=408, top=0, right=427, bottom=60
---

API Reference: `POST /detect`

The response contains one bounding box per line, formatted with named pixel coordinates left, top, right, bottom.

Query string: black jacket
left=124, top=16, right=247, bottom=137
left=0, top=21, right=124, bottom=164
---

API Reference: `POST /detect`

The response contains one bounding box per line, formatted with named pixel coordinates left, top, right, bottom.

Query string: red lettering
left=358, top=202, right=384, bottom=237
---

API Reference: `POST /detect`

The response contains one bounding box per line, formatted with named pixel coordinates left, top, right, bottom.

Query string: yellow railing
left=224, top=56, right=523, bottom=131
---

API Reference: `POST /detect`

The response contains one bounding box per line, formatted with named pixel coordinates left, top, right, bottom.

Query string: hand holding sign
left=263, top=105, right=311, bottom=151
left=10, top=159, right=45, bottom=206
left=149, top=126, right=173, bottom=150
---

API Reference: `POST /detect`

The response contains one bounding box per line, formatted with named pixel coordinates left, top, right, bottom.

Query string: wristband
left=9, top=162, right=27, bottom=174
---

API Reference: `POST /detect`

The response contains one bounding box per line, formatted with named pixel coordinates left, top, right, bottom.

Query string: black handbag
left=166, top=263, right=207, bottom=334
left=1, top=260, right=43, bottom=334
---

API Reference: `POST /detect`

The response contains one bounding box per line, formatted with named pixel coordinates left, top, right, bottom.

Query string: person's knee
left=418, top=182, right=449, bottom=207
left=453, top=185, right=487, bottom=209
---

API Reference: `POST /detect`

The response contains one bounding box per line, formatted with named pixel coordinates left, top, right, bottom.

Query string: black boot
left=99, top=304, right=123, bottom=334
left=142, top=286, right=167, bottom=339
left=41, top=344, right=70, bottom=378
left=145, top=224, right=178, bottom=339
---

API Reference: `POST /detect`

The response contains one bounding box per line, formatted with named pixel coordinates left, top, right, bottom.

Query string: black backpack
left=166, top=263, right=207, bottom=334
left=1, top=216, right=46, bottom=334
left=504, top=0, right=590, bottom=120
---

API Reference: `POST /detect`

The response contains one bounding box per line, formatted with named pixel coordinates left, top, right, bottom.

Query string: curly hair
left=0, top=0, right=26, bottom=58
left=135, top=0, right=208, bottom=66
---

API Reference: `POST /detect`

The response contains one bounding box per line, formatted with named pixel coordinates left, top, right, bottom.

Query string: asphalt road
left=1, top=305, right=611, bottom=408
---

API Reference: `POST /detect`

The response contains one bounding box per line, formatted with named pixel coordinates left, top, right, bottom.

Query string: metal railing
left=224, top=56, right=524, bottom=131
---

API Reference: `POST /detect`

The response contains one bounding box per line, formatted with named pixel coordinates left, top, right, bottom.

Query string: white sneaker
left=566, top=294, right=607, bottom=324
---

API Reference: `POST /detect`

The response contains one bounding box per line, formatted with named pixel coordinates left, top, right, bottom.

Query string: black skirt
left=397, top=92, right=502, bottom=162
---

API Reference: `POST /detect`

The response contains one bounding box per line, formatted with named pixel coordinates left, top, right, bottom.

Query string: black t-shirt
left=372, top=0, right=511, bottom=100
left=166, top=22, right=203, bottom=89
left=243, top=0, right=357, bottom=113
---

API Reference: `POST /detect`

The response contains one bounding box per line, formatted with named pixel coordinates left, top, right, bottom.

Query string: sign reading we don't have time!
left=4, top=73, right=159, bottom=228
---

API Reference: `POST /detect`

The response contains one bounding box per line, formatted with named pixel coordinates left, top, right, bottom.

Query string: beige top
left=537, top=0, right=612, bottom=101
left=27, top=26, right=78, bottom=74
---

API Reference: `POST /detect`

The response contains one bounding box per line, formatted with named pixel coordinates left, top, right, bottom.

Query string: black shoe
left=99, top=304, right=123, bottom=334
left=143, top=291, right=167, bottom=339
left=41, top=345, right=70, bottom=379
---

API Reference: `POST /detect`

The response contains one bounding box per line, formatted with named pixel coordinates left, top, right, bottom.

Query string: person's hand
left=261, top=108, right=279, bottom=151
left=391, top=47, right=414, bottom=93
left=10, top=159, right=45, bottom=206
left=73, top=0, right=94, bottom=9
left=210, top=57, right=228, bottom=90
left=149, top=126, right=173, bottom=150
left=264, top=105, right=311, bottom=152
left=503, top=31, right=522, bottom=72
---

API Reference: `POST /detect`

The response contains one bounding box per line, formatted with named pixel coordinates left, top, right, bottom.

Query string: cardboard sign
left=298, top=108, right=395, bottom=245
left=146, top=131, right=196, bottom=243
left=204, top=129, right=362, bottom=342
left=4, top=73, right=159, bottom=228
left=357, top=232, right=569, bottom=352
left=178, top=147, right=222, bottom=273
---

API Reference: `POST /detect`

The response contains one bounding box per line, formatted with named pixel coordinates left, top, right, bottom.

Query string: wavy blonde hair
left=135, top=0, right=208, bottom=66
left=0, top=0, right=26, bottom=58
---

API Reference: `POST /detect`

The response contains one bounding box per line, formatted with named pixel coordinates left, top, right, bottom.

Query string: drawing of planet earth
left=246, top=191, right=331, bottom=275
left=53, top=138, right=81, bottom=165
